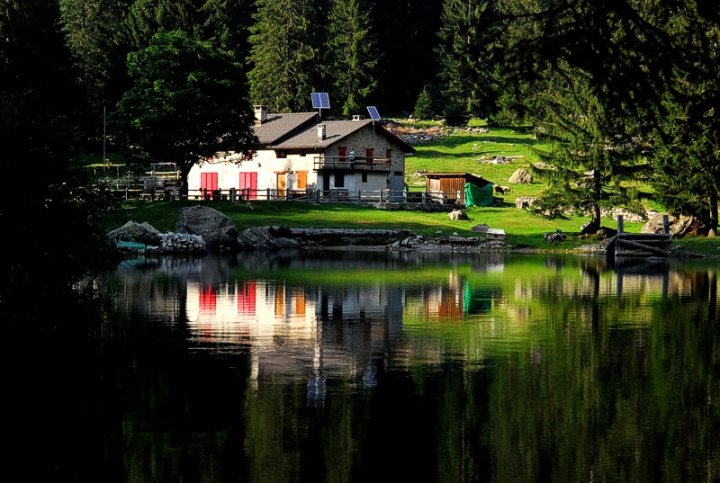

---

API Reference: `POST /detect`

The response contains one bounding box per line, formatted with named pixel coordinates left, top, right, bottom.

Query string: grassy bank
left=117, top=199, right=643, bottom=251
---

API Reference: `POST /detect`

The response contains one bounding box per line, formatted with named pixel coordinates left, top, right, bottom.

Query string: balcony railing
left=313, top=155, right=391, bottom=171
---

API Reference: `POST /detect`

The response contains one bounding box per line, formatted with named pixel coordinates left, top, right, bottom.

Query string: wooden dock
left=606, top=215, right=672, bottom=260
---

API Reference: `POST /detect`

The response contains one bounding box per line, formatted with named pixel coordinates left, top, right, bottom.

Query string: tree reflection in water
left=6, top=251, right=720, bottom=482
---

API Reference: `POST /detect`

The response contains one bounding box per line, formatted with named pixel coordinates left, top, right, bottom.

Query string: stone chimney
left=317, top=124, right=326, bottom=140
left=254, top=105, right=268, bottom=124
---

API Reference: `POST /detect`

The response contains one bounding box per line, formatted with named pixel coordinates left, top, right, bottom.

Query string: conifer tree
left=413, top=87, right=434, bottom=120
left=649, top=4, right=720, bottom=236
left=247, top=0, right=327, bottom=112
left=59, top=0, right=133, bottom=116
left=435, top=0, right=499, bottom=122
left=373, top=0, right=443, bottom=115
left=201, top=0, right=255, bottom=57
left=127, top=0, right=205, bottom=49
left=326, top=0, right=378, bottom=117
left=531, top=69, right=649, bottom=232
left=1, top=0, right=115, bottom=303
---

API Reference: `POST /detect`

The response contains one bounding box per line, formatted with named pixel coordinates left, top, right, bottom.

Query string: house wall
left=427, top=177, right=466, bottom=202
left=187, top=124, right=408, bottom=196
left=317, top=126, right=406, bottom=194
left=188, top=151, right=320, bottom=196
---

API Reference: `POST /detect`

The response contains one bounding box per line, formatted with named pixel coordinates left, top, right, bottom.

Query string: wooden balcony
left=313, top=155, right=391, bottom=172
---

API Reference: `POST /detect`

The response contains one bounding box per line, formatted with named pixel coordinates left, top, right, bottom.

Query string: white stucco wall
left=187, top=123, right=407, bottom=197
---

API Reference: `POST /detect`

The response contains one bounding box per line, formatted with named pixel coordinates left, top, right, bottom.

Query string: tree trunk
left=710, top=187, right=718, bottom=237
left=592, top=168, right=602, bottom=231
left=179, top=161, right=192, bottom=198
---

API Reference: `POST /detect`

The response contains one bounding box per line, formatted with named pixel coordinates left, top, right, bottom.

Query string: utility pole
left=103, top=106, right=107, bottom=164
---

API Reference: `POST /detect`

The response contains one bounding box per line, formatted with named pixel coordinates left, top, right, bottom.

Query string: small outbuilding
left=424, top=172, right=494, bottom=206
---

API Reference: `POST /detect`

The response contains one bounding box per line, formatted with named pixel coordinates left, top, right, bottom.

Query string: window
left=335, top=173, right=345, bottom=188
left=362, top=172, right=368, bottom=183
left=365, top=148, right=374, bottom=160
left=338, top=146, right=347, bottom=162
left=385, top=148, right=393, bottom=160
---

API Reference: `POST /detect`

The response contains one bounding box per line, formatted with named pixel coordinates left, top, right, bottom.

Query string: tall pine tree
left=247, top=0, right=326, bottom=112
left=201, top=0, right=256, bottom=58
left=59, top=0, right=134, bottom=129
left=650, top=2, right=720, bottom=236
left=1, top=0, right=117, bottom=307
left=373, top=0, right=443, bottom=115
left=327, top=0, right=378, bottom=117
left=127, top=0, right=206, bottom=48
left=435, top=0, right=499, bottom=123
left=531, top=68, right=649, bottom=232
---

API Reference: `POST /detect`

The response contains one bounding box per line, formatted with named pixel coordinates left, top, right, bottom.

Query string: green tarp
left=464, top=182, right=494, bottom=207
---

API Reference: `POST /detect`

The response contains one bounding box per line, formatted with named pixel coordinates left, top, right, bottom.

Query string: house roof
left=256, top=113, right=416, bottom=154
left=254, top=112, right=318, bottom=145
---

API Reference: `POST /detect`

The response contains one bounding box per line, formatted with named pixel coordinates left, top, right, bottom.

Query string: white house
left=188, top=105, right=415, bottom=200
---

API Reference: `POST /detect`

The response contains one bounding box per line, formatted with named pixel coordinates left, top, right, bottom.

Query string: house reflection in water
left=185, top=279, right=404, bottom=405
left=406, top=269, right=503, bottom=321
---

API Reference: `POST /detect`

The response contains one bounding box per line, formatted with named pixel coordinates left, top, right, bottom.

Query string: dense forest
left=1, top=1, right=719, bottom=308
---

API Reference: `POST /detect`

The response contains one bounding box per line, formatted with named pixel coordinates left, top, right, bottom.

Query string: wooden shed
left=424, top=172, right=492, bottom=204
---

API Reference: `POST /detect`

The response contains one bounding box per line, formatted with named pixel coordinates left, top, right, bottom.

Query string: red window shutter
left=365, top=148, right=374, bottom=160
left=239, top=172, right=257, bottom=199
left=201, top=172, right=218, bottom=191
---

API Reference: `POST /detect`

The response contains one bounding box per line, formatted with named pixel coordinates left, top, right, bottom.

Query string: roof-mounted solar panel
left=311, top=92, right=330, bottom=109
left=366, top=106, right=381, bottom=121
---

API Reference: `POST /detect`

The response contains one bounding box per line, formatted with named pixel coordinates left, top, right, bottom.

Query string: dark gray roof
left=254, top=112, right=318, bottom=145
left=268, top=116, right=416, bottom=153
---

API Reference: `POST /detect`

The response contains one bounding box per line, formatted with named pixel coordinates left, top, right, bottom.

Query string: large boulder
left=237, top=226, right=298, bottom=250
left=175, top=205, right=239, bottom=251
left=448, top=209, right=469, bottom=220
left=641, top=213, right=703, bottom=237
left=509, top=168, right=533, bottom=184
left=106, top=221, right=162, bottom=245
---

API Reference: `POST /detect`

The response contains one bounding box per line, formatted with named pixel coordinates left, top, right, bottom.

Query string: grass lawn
left=117, top=199, right=642, bottom=251
left=406, top=126, right=542, bottom=200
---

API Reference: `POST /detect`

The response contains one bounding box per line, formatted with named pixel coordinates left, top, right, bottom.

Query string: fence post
left=422, top=192, right=426, bottom=204
left=380, top=189, right=384, bottom=203
left=617, top=215, right=624, bottom=234
left=662, top=214, right=669, bottom=234
left=267, top=188, right=270, bottom=201
left=230, top=187, right=236, bottom=203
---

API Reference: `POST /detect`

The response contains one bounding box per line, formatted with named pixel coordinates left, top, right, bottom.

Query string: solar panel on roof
left=366, top=106, right=381, bottom=120
left=311, top=92, right=330, bottom=109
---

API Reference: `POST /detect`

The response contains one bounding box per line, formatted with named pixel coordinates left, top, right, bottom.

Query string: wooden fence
left=109, top=184, right=461, bottom=207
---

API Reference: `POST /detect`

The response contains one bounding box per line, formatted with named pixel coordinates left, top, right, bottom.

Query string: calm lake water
left=8, top=250, right=720, bottom=482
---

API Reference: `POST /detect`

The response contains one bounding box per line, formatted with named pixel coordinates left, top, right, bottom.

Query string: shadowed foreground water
left=6, top=250, right=720, bottom=482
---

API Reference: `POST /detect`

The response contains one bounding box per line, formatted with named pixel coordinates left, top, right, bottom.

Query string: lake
left=7, top=250, right=720, bottom=482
